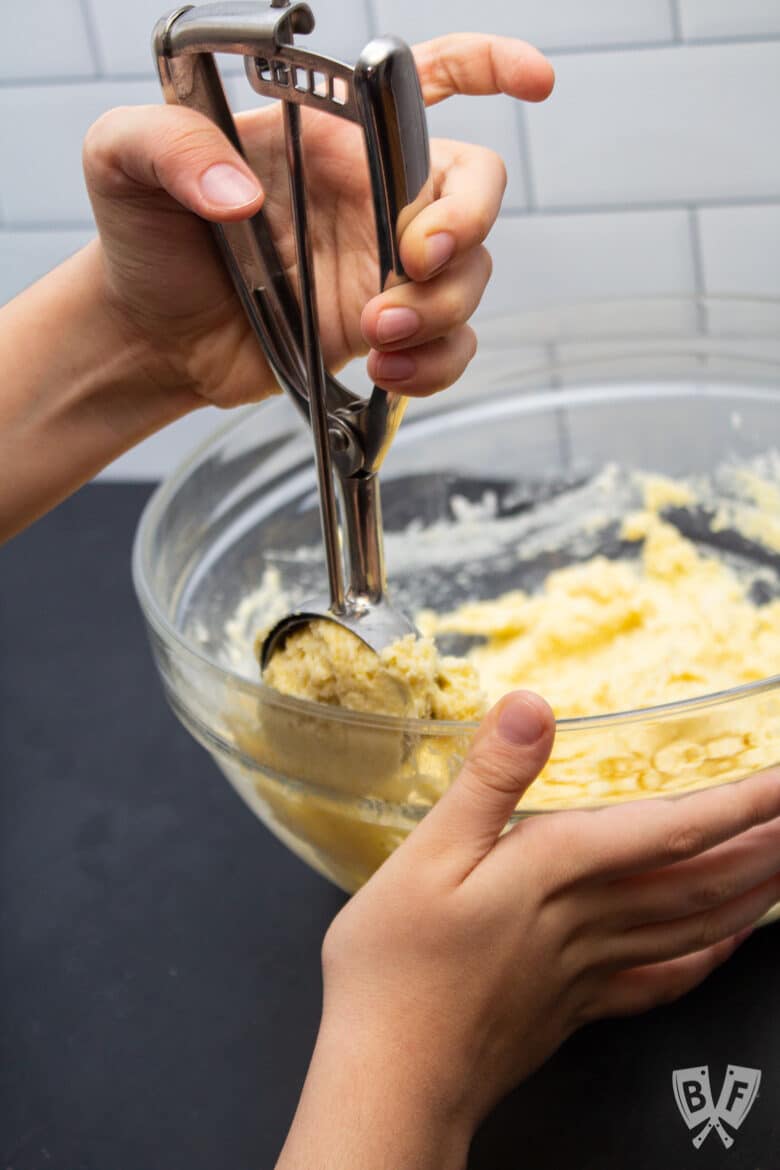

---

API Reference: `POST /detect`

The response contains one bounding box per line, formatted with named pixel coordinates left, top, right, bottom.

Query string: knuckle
left=320, top=919, right=341, bottom=972
left=691, top=876, right=734, bottom=912
left=749, top=778, right=780, bottom=823
left=542, top=811, right=585, bottom=855
left=461, top=744, right=520, bottom=798
left=321, top=898, right=366, bottom=973
left=496, top=152, right=508, bottom=194
left=82, top=107, right=126, bottom=174
left=663, top=825, right=706, bottom=864
left=730, top=769, right=780, bottom=828
left=471, top=202, right=494, bottom=245
left=695, top=911, right=726, bottom=951
left=415, top=334, right=473, bottom=397
left=569, top=979, right=601, bottom=1027
left=483, top=145, right=508, bottom=196
left=439, top=284, right=468, bottom=325
left=157, top=125, right=220, bottom=176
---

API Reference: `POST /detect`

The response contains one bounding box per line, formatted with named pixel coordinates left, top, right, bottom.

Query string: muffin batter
left=262, top=474, right=780, bottom=724
left=226, top=467, right=780, bottom=890
left=421, top=507, right=780, bottom=717
left=263, top=622, right=486, bottom=720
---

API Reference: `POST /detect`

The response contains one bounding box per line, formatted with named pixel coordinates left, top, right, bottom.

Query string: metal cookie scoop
left=153, top=1, right=434, bottom=667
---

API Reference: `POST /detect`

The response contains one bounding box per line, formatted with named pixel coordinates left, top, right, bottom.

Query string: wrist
left=82, top=237, right=204, bottom=430
left=0, top=240, right=200, bottom=537
left=276, top=1019, right=474, bottom=1170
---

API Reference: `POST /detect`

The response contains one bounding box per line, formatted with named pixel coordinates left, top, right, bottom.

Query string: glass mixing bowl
left=133, top=297, right=780, bottom=900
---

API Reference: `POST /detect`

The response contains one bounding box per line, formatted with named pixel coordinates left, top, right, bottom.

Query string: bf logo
left=672, top=1065, right=761, bottom=1149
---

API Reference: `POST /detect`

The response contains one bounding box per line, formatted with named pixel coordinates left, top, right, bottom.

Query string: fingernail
left=424, top=231, right=456, bottom=277
left=376, top=307, right=421, bottom=344
left=497, top=697, right=546, bottom=746
left=199, top=163, right=261, bottom=208
left=372, top=352, right=416, bottom=382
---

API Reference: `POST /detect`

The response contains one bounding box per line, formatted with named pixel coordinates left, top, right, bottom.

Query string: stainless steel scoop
left=153, top=1, right=434, bottom=666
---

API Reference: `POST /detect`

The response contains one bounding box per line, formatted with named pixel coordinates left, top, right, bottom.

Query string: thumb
left=83, top=103, right=264, bottom=222
left=412, top=691, right=555, bottom=875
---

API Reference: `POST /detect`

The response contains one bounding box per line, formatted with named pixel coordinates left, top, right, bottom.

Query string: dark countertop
left=1, top=482, right=778, bottom=1170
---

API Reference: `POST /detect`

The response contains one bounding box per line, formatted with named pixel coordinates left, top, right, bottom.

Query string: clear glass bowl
left=133, top=297, right=780, bottom=899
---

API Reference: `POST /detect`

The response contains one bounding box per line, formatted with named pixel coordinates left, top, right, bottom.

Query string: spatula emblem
left=673, top=1064, right=761, bottom=1149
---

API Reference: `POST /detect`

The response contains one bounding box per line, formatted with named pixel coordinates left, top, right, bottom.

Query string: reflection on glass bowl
left=133, top=298, right=780, bottom=912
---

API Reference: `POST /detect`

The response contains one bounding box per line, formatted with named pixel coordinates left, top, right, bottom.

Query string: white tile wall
left=0, top=0, right=95, bottom=81
left=679, top=0, right=780, bottom=41
left=526, top=40, right=780, bottom=207
left=87, top=0, right=194, bottom=76
left=0, top=1, right=778, bottom=480
left=426, top=94, right=528, bottom=211
left=698, top=204, right=780, bottom=297
left=372, top=0, right=674, bottom=50
left=480, top=209, right=696, bottom=315
left=0, top=79, right=161, bottom=225
left=0, top=229, right=95, bottom=303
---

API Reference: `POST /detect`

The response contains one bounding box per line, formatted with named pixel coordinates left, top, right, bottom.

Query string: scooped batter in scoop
left=261, top=620, right=487, bottom=720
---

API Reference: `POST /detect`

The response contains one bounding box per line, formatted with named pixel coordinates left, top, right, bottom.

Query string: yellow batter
left=262, top=475, right=780, bottom=723
left=263, top=623, right=485, bottom=720
left=227, top=469, right=780, bottom=890
left=421, top=507, right=780, bottom=717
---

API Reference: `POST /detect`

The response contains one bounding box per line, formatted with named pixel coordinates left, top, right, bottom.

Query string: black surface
left=1, top=483, right=778, bottom=1170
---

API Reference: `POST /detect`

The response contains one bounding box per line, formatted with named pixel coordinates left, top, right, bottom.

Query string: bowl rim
left=132, top=371, right=780, bottom=737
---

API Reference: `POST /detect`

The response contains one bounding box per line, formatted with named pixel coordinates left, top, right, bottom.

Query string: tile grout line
left=514, top=104, right=537, bottom=212
left=543, top=31, right=780, bottom=56
left=687, top=205, right=710, bottom=335
left=363, top=0, right=378, bottom=38
left=687, top=207, right=707, bottom=295
left=669, top=0, right=684, bottom=42
left=2, top=31, right=780, bottom=88
left=496, top=195, right=780, bottom=218
left=78, top=0, right=105, bottom=78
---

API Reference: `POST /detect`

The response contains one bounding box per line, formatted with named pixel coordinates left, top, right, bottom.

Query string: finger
left=398, top=143, right=505, bottom=281
left=367, top=324, right=478, bottom=397
left=83, top=103, right=264, bottom=221
left=592, top=930, right=753, bottom=1020
left=361, top=249, right=491, bottom=352
left=408, top=691, right=555, bottom=876
left=605, top=816, right=780, bottom=929
left=414, top=34, right=555, bottom=107
left=546, top=768, right=780, bottom=885
left=605, top=873, right=780, bottom=969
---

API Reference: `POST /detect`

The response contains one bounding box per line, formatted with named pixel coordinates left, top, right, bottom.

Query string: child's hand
left=81, top=35, right=553, bottom=410
left=278, top=692, right=780, bottom=1168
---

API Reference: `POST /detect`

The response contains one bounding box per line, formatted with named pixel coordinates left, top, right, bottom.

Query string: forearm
left=276, top=1022, right=473, bottom=1170
left=0, top=240, right=200, bottom=541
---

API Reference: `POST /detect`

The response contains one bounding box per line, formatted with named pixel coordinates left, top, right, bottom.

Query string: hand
left=281, top=692, right=780, bottom=1167
left=82, top=35, right=554, bottom=409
